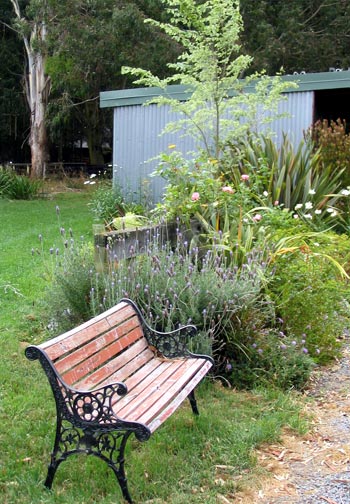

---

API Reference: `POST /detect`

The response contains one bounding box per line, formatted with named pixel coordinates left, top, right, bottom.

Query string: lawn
left=0, top=190, right=307, bottom=504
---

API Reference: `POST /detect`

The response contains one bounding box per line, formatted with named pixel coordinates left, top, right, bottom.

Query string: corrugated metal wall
left=112, top=91, right=314, bottom=204
left=270, top=91, right=314, bottom=145
left=113, top=104, right=197, bottom=204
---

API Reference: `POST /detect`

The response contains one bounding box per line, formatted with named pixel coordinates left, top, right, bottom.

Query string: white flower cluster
left=84, top=173, right=97, bottom=185
left=292, top=188, right=340, bottom=219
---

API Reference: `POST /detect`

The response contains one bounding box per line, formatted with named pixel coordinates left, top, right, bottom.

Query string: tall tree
left=46, top=0, right=180, bottom=165
left=122, top=0, right=293, bottom=160
left=240, top=0, right=350, bottom=75
left=10, top=0, right=51, bottom=177
left=0, top=0, right=29, bottom=163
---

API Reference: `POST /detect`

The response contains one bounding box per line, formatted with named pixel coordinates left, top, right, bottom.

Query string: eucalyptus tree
left=3, top=0, right=178, bottom=171
left=9, top=0, right=51, bottom=177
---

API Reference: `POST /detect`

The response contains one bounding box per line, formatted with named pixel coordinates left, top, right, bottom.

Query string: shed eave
left=100, top=84, right=192, bottom=108
left=100, top=70, right=350, bottom=109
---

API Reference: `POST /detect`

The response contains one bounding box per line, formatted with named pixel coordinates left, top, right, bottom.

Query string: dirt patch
left=234, top=341, right=350, bottom=503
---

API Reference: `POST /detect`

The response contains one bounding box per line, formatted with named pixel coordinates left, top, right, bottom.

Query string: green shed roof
left=100, top=70, right=350, bottom=109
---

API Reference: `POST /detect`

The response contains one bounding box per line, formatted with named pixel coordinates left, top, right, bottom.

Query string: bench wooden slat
left=115, top=359, right=191, bottom=419
left=45, top=318, right=111, bottom=361
left=107, top=356, right=164, bottom=401
left=62, top=329, right=147, bottom=388
left=76, top=342, right=154, bottom=390
left=147, top=359, right=213, bottom=432
left=103, top=346, right=155, bottom=386
left=105, top=305, right=138, bottom=327
left=55, top=327, right=119, bottom=375
left=55, top=326, right=144, bottom=384
left=119, top=358, right=174, bottom=394
left=121, top=359, right=207, bottom=425
left=42, top=302, right=135, bottom=361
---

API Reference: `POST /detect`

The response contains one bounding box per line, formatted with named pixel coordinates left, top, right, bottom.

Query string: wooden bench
left=25, top=298, right=213, bottom=503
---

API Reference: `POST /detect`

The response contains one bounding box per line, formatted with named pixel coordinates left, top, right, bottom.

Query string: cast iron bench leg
left=44, top=416, right=135, bottom=503
left=188, top=390, right=199, bottom=415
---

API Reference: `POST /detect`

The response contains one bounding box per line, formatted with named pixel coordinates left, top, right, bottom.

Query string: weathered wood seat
left=25, top=298, right=213, bottom=503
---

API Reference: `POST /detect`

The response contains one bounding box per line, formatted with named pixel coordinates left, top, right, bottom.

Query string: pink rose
left=274, top=200, right=279, bottom=206
left=222, top=186, right=234, bottom=194
left=253, top=213, right=262, bottom=222
left=241, top=174, right=249, bottom=181
left=191, top=192, right=200, bottom=201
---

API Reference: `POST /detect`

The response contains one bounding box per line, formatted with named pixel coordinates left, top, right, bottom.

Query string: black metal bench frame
left=25, top=298, right=213, bottom=503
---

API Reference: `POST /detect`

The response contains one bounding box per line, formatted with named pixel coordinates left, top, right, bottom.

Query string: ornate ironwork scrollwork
left=143, top=325, right=197, bottom=358
left=121, top=298, right=199, bottom=359
left=61, top=384, right=129, bottom=427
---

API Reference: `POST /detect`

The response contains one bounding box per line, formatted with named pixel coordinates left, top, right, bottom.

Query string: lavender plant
left=88, top=228, right=313, bottom=389
left=92, top=228, right=267, bottom=338
left=39, top=206, right=317, bottom=390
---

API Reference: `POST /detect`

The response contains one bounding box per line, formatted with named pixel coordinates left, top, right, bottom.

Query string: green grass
left=0, top=191, right=308, bottom=504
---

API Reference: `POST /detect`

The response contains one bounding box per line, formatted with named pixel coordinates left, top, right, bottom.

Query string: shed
left=100, top=70, right=350, bottom=204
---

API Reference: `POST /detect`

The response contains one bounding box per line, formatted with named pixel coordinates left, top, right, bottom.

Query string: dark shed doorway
left=314, top=88, right=350, bottom=129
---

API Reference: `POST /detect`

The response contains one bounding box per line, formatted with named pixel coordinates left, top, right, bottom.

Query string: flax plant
left=226, top=134, right=344, bottom=214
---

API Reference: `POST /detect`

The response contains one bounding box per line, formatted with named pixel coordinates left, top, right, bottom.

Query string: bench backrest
left=37, top=300, right=154, bottom=391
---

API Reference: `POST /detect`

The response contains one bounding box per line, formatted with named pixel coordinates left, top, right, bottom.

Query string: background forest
left=1, top=0, right=350, bottom=172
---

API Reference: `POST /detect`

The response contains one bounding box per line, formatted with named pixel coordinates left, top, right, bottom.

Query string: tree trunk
left=27, top=49, right=50, bottom=178
left=11, top=0, right=50, bottom=179
left=85, top=101, right=105, bottom=165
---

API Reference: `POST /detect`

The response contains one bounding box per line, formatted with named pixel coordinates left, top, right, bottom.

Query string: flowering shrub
left=39, top=214, right=314, bottom=390
left=265, top=215, right=350, bottom=364
left=269, top=254, right=346, bottom=364
left=153, top=150, right=223, bottom=222
left=307, top=118, right=350, bottom=187
left=226, top=329, right=315, bottom=390
left=91, top=229, right=315, bottom=389
left=153, top=148, right=272, bottom=269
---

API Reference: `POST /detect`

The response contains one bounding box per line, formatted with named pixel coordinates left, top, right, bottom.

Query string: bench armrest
left=67, top=382, right=127, bottom=423
left=26, top=346, right=127, bottom=424
left=147, top=324, right=199, bottom=358
left=63, top=382, right=151, bottom=440
left=26, top=344, right=151, bottom=440
left=122, top=298, right=214, bottom=362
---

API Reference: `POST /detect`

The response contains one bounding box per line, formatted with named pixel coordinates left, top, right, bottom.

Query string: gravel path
left=237, top=340, right=350, bottom=503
